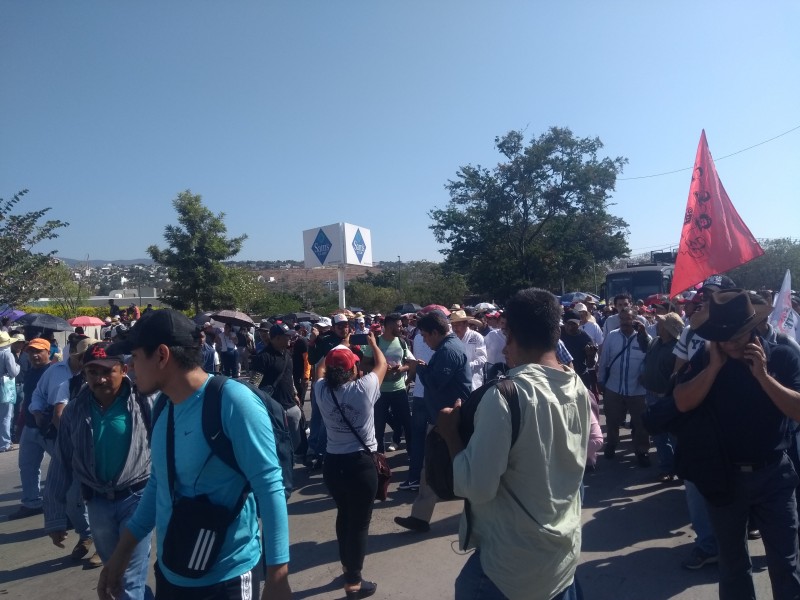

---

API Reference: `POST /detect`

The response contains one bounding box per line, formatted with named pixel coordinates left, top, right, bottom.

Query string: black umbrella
left=13, top=312, right=73, bottom=331
left=210, top=310, right=255, bottom=328
left=395, top=303, right=422, bottom=314
left=280, top=311, right=323, bottom=323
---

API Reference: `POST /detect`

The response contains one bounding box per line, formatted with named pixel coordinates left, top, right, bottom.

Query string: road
left=0, top=424, right=775, bottom=599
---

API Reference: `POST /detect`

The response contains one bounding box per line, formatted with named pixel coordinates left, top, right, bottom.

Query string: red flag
left=670, top=130, right=764, bottom=296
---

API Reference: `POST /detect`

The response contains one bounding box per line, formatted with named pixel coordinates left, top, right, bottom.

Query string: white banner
left=769, top=269, right=798, bottom=338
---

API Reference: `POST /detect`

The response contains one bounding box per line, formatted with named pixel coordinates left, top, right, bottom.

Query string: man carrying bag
left=98, top=310, right=292, bottom=600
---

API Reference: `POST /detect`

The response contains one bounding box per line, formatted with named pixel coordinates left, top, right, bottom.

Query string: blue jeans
left=0, top=402, right=14, bottom=450
left=408, top=396, right=428, bottom=482
left=705, top=454, right=800, bottom=600
left=88, top=491, right=153, bottom=600
left=19, top=426, right=91, bottom=540
left=455, top=551, right=583, bottom=600
left=685, top=480, right=718, bottom=556
left=646, top=392, right=675, bottom=472
left=307, top=384, right=327, bottom=457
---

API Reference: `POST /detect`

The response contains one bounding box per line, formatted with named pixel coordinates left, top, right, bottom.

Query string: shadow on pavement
left=0, top=555, right=77, bottom=585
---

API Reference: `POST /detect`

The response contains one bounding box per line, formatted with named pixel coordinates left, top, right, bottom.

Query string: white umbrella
left=474, top=302, right=496, bottom=311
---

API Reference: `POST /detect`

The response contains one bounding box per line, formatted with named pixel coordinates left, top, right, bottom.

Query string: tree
left=430, top=127, right=630, bottom=300
left=0, top=189, right=69, bottom=307
left=147, top=190, right=247, bottom=314
left=727, top=238, right=800, bottom=290
left=38, top=261, right=90, bottom=318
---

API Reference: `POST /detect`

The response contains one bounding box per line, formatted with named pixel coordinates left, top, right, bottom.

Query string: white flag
left=769, top=269, right=798, bottom=338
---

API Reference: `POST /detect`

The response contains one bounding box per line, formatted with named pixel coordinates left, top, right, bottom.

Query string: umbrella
left=474, top=302, right=496, bottom=312
left=193, top=311, right=215, bottom=326
left=280, top=311, right=323, bottom=322
left=395, top=303, right=422, bottom=314
left=68, top=316, right=106, bottom=327
left=421, top=304, right=451, bottom=317
left=14, top=313, right=73, bottom=331
left=0, top=309, right=26, bottom=322
left=210, top=310, right=255, bottom=328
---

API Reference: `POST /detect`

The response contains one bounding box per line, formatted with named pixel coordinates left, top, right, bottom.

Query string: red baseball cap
left=325, top=345, right=359, bottom=370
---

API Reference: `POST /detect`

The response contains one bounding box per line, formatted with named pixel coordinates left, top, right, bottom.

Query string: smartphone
left=350, top=333, right=369, bottom=345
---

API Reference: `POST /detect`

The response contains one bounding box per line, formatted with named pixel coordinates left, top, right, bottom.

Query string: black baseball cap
left=107, top=309, right=200, bottom=354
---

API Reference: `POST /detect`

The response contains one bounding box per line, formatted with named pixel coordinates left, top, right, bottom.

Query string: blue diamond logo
left=352, top=229, right=367, bottom=263
left=311, top=229, right=333, bottom=264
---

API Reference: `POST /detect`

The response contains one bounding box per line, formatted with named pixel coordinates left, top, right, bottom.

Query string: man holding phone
left=597, top=308, right=651, bottom=466
left=674, top=289, right=800, bottom=599
left=361, top=313, right=416, bottom=454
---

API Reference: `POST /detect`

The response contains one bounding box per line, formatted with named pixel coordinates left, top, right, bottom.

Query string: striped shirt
left=597, top=329, right=648, bottom=396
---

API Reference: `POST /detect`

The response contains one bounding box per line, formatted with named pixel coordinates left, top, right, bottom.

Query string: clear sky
left=2, top=2, right=798, bottom=264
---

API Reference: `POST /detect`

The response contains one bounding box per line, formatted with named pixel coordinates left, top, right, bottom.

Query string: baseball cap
left=83, top=342, right=125, bottom=369
left=701, top=274, right=736, bottom=293
left=107, top=309, right=200, bottom=355
left=563, top=311, right=581, bottom=324
left=317, top=317, right=332, bottom=328
left=27, top=338, right=51, bottom=352
left=332, top=313, right=349, bottom=325
left=269, top=323, right=294, bottom=338
left=325, top=345, right=359, bottom=370
left=573, top=302, right=588, bottom=313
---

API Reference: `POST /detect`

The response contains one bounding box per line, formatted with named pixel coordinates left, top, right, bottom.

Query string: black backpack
left=152, top=375, right=294, bottom=498
left=424, top=377, right=520, bottom=502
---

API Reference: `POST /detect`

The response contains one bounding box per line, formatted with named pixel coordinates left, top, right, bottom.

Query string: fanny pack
left=161, top=401, right=249, bottom=578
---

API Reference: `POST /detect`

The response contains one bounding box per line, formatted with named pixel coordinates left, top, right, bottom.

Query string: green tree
left=215, top=266, right=269, bottom=313
left=0, top=189, right=69, bottom=306
left=39, top=261, right=90, bottom=318
left=346, top=280, right=401, bottom=313
left=147, top=190, right=247, bottom=314
left=727, top=238, right=800, bottom=290
left=430, top=127, right=629, bottom=300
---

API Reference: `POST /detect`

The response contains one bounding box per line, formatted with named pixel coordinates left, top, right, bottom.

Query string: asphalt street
left=0, top=422, right=775, bottom=599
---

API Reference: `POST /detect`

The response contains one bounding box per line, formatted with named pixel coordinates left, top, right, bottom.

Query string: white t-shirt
left=314, top=372, right=380, bottom=454
left=673, top=325, right=706, bottom=362
left=580, top=321, right=604, bottom=347
left=484, top=328, right=507, bottom=365
left=412, top=333, right=435, bottom=398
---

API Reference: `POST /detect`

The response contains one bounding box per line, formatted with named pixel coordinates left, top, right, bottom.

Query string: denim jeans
left=685, top=480, right=718, bottom=556
left=307, top=384, right=327, bottom=457
left=455, top=551, right=583, bottom=600
left=19, top=425, right=91, bottom=540
left=646, top=392, right=675, bottom=472
left=88, top=492, right=153, bottom=600
left=18, top=425, right=56, bottom=508
left=407, top=396, right=428, bottom=482
left=705, top=454, right=800, bottom=600
left=0, top=402, right=14, bottom=450
left=373, top=389, right=412, bottom=453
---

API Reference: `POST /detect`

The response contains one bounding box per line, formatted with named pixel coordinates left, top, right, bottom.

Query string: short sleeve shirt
left=361, top=336, right=415, bottom=393
left=314, top=372, right=381, bottom=453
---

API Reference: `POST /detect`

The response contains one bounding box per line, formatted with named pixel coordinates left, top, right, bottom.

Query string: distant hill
left=57, top=257, right=155, bottom=267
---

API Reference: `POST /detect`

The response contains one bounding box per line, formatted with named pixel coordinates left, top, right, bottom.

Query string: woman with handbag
left=313, top=332, right=387, bottom=599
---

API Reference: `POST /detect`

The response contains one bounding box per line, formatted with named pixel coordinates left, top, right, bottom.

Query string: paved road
left=0, top=425, right=775, bottom=599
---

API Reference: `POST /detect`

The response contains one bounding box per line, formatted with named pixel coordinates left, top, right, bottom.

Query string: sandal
left=345, top=580, right=377, bottom=599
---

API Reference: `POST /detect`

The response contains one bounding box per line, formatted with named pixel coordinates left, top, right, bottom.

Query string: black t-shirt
left=684, top=340, right=800, bottom=463
left=252, top=345, right=296, bottom=410
left=22, top=365, right=49, bottom=428
left=292, top=336, right=308, bottom=379
left=560, top=329, right=594, bottom=375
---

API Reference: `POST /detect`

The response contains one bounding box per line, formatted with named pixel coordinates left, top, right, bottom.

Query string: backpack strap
left=202, top=375, right=245, bottom=478
left=495, top=378, right=521, bottom=447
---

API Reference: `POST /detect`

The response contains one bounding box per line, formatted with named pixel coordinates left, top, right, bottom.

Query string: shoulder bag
left=330, top=387, right=391, bottom=501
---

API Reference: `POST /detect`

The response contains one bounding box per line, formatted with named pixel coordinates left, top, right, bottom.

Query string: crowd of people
left=2, top=277, right=800, bottom=599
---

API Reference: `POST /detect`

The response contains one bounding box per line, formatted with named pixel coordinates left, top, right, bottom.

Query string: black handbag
left=160, top=402, right=249, bottom=578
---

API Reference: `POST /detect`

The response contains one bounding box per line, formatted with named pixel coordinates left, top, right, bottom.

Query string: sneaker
left=0, top=444, right=17, bottom=452
left=636, top=453, right=651, bottom=468
left=394, top=516, right=430, bottom=533
left=681, top=547, right=718, bottom=570
left=386, top=444, right=397, bottom=452
left=748, top=528, right=762, bottom=540
left=86, top=552, right=103, bottom=568
left=603, top=445, right=616, bottom=460
left=7, top=505, right=43, bottom=520
left=71, top=538, right=93, bottom=561
left=398, top=479, right=420, bottom=491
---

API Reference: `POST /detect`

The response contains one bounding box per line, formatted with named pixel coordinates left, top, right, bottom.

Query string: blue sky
left=2, top=2, right=798, bottom=264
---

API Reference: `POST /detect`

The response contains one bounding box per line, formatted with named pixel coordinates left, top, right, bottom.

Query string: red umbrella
left=68, top=316, right=106, bottom=327
left=421, top=304, right=451, bottom=317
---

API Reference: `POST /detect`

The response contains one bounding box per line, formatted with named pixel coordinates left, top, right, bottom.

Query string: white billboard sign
left=303, top=223, right=373, bottom=268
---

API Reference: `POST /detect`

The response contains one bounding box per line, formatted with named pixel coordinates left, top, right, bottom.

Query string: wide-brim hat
left=690, top=289, right=772, bottom=342
left=655, top=312, right=685, bottom=339
left=449, top=310, right=471, bottom=323
left=0, top=331, right=12, bottom=348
